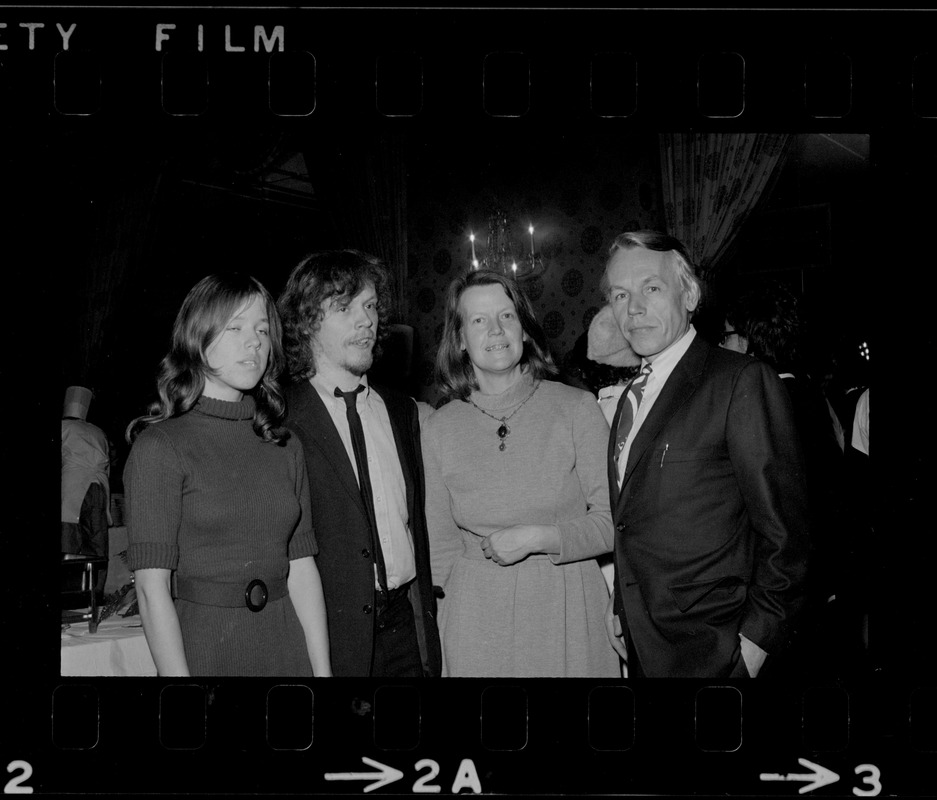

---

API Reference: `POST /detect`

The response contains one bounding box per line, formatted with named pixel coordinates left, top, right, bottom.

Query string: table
left=60, top=615, right=157, bottom=677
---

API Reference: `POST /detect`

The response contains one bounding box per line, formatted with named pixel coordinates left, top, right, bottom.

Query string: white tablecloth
left=61, top=615, right=157, bottom=677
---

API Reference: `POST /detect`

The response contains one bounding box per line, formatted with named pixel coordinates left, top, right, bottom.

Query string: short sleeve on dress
left=288, top=530, right=318, bottom=560
left=128, top=541, right=179, bottom=571
left=124, top=426, right=183, bottom=571
left=287, top=437, right=319, bottom=561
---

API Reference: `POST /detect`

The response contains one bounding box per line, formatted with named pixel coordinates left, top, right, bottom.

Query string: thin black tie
left=336, top=385, right=389, bottom=596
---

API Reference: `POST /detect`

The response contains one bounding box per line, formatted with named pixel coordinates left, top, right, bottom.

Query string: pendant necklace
left=467, top=381, right=541, bottom=451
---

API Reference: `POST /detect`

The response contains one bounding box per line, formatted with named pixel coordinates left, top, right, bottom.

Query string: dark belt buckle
left=245, top=579, right=268, bottom=612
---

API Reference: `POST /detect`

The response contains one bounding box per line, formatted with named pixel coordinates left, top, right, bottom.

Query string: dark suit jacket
left=285, top=380, right=442, bottom=677
left=609, top=335, right=809, bottom=678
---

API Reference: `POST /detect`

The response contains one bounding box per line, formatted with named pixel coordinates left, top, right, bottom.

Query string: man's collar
left=643, top=325, right=697, bottom=373
left=310, top=370, right=370, bottom=401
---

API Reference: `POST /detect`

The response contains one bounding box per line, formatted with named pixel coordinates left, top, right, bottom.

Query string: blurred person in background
left=61, top=385, right=111, bottom=597
left=722, top=281, right=862, bottom=677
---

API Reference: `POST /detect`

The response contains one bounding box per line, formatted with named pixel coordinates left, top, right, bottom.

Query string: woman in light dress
left=421, top=270, right=618, bottom=677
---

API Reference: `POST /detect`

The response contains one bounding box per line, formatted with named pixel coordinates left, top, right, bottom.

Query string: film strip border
left=4, top=7, right=933, bottom=798
left=9, top=679, right=934, bottom=795
left=0, top=9, right=936, bottom=126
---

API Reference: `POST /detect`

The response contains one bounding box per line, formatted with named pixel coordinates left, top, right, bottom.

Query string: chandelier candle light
left=468, top=208, right=544, bottom=279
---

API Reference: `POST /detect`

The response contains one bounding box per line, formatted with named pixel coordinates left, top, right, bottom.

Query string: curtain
left=307, top=128, right=409, bottom=318
left=658, top=133, right=792, bottom=279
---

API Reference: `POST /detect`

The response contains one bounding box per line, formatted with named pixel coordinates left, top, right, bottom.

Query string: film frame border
left=4, top=5, right=932, bottom=798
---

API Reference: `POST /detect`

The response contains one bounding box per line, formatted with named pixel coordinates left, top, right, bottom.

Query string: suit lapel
left=619, top=336, right=710, bottom=494
left=291, top=381, right=366, bottom=508
left=372, top=385, right=416, bottom=513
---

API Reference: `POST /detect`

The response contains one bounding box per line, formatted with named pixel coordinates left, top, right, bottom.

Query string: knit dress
left=125, top=396, right=317, bottom=676
left=422, top=372, right=619, bottom=677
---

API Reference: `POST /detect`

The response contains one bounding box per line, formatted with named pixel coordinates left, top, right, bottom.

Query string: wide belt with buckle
left=174, top=575, right=288, bottom=612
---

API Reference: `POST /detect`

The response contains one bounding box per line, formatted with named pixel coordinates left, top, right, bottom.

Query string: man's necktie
left=613, top=363, right=653, bottom=474
left=336, top=386, right=389, bottom=595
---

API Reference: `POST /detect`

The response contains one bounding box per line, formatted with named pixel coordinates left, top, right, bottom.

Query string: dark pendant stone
left=499, top=441, right=506, bottom=451
left=497, top=424, right=509, bottom=439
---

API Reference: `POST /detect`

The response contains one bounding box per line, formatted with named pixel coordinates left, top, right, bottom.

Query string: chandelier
left=468, top=207, right=544, bottom=280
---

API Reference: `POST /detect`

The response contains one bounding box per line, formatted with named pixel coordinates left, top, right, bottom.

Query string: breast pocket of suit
left=653, top=444, right=734, bottom=510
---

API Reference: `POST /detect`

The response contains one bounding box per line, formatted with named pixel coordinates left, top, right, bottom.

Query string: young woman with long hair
left=124, top=273, right=331, bottom=677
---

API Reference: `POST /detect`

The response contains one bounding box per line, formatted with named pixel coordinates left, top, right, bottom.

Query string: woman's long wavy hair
left=126, top=273, right=289, bottom=445
left=277, top=249, right=394, bottom=382
left=435, top=270, right=557, bottom=402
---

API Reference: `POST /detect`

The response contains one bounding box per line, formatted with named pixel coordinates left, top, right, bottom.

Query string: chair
left=61, top=553, right=108, bottom=633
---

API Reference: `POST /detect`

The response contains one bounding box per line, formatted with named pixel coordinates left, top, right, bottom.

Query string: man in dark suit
left=602, top=231, right=809, bottom=678
left=277, top=250, right=442, bottom=677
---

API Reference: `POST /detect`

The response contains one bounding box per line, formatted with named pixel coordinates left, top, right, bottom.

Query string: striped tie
left=614, top=363, right=653, bottom=469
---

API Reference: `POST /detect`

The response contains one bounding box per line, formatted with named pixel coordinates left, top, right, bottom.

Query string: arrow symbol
left=760, top=758, right=840, bottom=794
left=325, top=757, right=404, bottom=793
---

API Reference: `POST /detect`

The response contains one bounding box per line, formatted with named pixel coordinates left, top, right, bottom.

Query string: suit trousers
left=372, top=582, right=423, bottom=678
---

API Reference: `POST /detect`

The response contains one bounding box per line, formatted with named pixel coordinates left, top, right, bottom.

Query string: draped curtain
left=658, top=133, right=792, bottom=279
left=308, top=129, right=409, bottom=318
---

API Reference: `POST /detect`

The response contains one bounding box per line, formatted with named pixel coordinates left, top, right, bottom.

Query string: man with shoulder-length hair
left=277, top=249, right=441, bottom=677
left=602, top=230, right=809, bottom=678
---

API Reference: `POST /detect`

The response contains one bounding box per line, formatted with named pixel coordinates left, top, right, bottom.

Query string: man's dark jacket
left=610, top=336, right=809, bottom=678
left=285, top=380, right=442, bottom=677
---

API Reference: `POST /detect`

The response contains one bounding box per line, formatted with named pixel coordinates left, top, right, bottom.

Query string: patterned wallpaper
left=404, top=132, right=665, bottom=405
